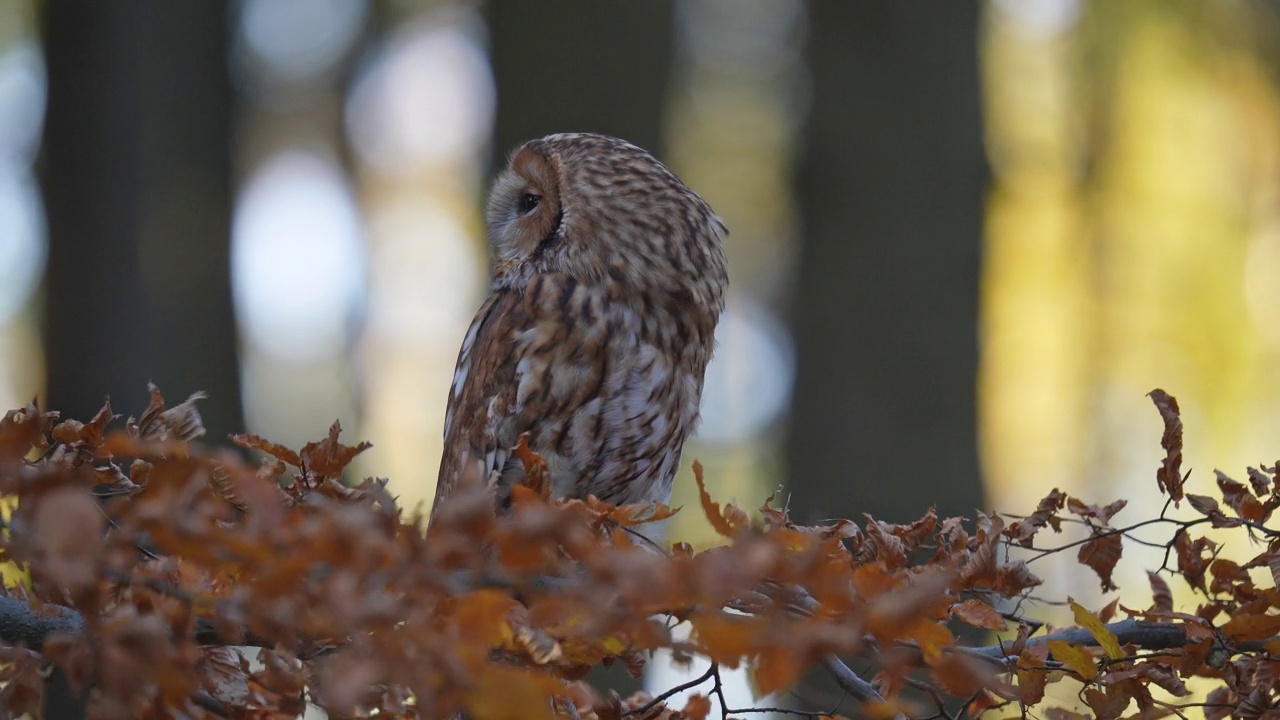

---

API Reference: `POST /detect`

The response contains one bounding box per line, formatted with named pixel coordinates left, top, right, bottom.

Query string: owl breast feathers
left=430, top=133, right=728, bottom=524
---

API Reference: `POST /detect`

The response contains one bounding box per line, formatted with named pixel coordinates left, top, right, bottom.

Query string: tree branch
left=0, top=596, right=84, bottom=649
left=820, top=656, right=906, bottom=720
left=963, top=617, right=1222, bottom=662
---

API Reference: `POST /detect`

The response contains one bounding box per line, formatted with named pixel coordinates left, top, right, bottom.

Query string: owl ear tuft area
left=509, top=146, right=560, bottom=210
left=485, top=144, right=565, bottom=264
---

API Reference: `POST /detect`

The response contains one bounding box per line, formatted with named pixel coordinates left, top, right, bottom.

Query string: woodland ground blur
left=1, top=1, right=1279, bottom=700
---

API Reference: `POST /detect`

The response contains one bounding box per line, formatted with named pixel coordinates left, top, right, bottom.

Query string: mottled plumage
left=430, top=133, right=727, bottom=524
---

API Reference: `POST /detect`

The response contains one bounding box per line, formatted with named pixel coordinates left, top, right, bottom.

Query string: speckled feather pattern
left=431, top=133, right=727, bottom=523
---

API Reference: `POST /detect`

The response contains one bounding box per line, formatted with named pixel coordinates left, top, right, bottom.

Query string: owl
left=430, top=133, right=728, bottom=527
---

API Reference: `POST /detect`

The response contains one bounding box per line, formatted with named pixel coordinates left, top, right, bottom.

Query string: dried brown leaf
left=694, top=460, right=739, bottom=538
left=1217, top=470, right=1267, bottom=522
left=130, top=384, right=207, bottom=442
left=1148, top=388, right=1185, bottom=502
left=1066, top=496, right=1127, bottom=523
left=231, top=433, right=303, bottom=467
left=682, top=694, right=711, bottom=720
left=1247, top=466, right=1274, bottom=497
left=1005, top=489, right=1066, bottom=547
left=1078, top=531, right=1122, bottom=592
left=1220, top=612, right=1280, bottom=641
left=1174, top=531, right=1214, bottom=593
left=1147, top=571, right=1172, bottom=613
left=951, top=598, right=1008, bottom=631
left=299, top=420, right=372, bottom=478
left=752, top=644, right=805, bottom=697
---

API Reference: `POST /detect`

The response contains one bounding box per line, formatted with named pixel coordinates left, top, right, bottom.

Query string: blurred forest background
left=3, top=0, right=1280, bottom=705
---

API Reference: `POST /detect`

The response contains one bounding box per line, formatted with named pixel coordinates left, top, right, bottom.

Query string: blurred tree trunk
left=787, top=2, right=988, bottom=526
left=487, top=0, right=674, bottom=166
left=40, top=2, right=242, bottom=439
left=485, top=0, right=675, bottom=699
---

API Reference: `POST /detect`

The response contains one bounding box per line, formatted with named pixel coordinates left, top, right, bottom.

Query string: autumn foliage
left=0, top=386, right=1278, bottom=719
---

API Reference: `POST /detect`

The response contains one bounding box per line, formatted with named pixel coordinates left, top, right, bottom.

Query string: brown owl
left=430, top=133, right=728, bottom=526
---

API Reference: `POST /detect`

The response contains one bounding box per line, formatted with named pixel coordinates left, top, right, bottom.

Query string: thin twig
left=624, top=663, right=717, bottom=718
left=820, top=656, right=906, bottom=720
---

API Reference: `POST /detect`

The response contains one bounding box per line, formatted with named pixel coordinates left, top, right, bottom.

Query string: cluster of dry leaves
left=0, top=386, right=1277, bottom=719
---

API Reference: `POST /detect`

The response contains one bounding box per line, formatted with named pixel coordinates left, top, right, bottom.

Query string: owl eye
left=517, top=193, right=542, bottom=215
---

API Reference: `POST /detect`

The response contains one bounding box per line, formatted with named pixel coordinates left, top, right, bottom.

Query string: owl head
left=484, top=133, right=727, bottom=313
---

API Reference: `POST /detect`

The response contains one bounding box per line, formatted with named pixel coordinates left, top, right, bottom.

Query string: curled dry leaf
left=1220, top=613, right=1280, bottom=641
left=1078, top=530, right=1122, bottom=592
left=1066, top=496, right=1127, bottom=523
left=230, top=432, right=303, bottom=467
left=951, top=598, right=1008, bottom=631
left=681, top=694, right=711, bottom=720
left=1247, top=465, right=1274, bottom=497
left=514, top=433, right=552, bottom=500
left=1148, top=389, right=1185, bottom=502
left=129, top=384, right=208, bottom=443
left=298, top=420, right=372, bottom=479
left=1147, top=571, right=1173, bottom=613
left=1216, top=470, right=1267, bottom=522
left=1005, top=488, right=1065, bottom=547
left=694, top=460, right=740, bottom=537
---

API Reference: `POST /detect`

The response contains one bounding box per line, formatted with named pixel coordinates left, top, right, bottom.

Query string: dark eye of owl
left=518, top=193, right=541, bottom=215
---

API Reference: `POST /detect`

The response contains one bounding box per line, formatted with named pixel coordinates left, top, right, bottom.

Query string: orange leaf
left=690, top=610, right=765, bottom=664
left=51, top=399, right=114, bottom=449
left=682, top=695, right=711, bottom=720
left=863, top=701, right=913, bottom=719
left=932, top=653, right=993, bottom=697
left=450, top=590, right=518, bottom=649
left=466, top=666, right=560, bottom=720
left=753, top=644, right=804, bottom=696
left=514, top=434, right=551, bottom=499
left=231, top=433, right=303, bottom=467
left=908, top=620, right=955, bottom=664
left=1005, top=489, right=1066, bottom=547
left=1097, top=597, right=1120, bottom=624
left=610, top=502, right=679, bottom=527
left=1069, top=598, right=1123, bottom=659
left=852, top=562, right=899, bottom=598
left=693, top=461, right=737, bottom=537
left=951, top=599, right=1008, bottom=631
left=1221, top=612, right=1280, bottom=641
left=1015, top=648, right=1048, bottom=705
left=1084, top=686, right=1130, bottom=719
left=298, top=420, right=372, bottom=478
left=1046, top=639, right=1098, bottom=681
left=966, top=691, right=1001, bottom=716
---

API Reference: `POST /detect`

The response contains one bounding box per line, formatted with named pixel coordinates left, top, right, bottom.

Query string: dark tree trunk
left=486, top=0, right=675, bottom=166
left=40, top=1, right=242, bottom=439
left=787, top=2, right=988, bottom=526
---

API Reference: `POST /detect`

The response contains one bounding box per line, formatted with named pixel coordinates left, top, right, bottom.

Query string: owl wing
left=433, top=289, right=523, bottom=514
left=431, top=273, right=611, bottom=519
